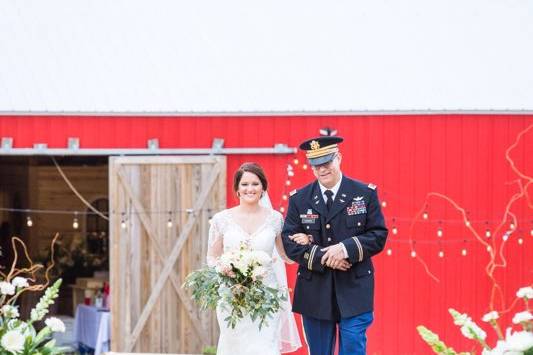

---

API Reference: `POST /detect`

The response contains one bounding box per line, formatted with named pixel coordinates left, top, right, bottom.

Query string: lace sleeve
left=206, top=214, right=223, bottom=267
left=273, top=211, right=293, bottom=264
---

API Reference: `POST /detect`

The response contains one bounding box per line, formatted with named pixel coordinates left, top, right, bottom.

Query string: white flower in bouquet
left=251, top=265, right=267, bottom=280
left=1, top=305, right=19, bottom=319
left=0, top=281, right=15, bottom=295
left=1, top=330, right=25, bottom=353
left=512, top=310, right=533, bottom=325
left=11, top=277, right=29, bottom=288
left=482, top=311, right=499, bottom=322
left=45, top=317, right=66, bottom=333
left=516, top=286, right=533, bottom=300
left=250, top=250, right=272, bottom=266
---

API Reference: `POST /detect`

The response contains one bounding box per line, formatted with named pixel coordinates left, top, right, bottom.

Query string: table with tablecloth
left=74, top=304, right=110, bottom=355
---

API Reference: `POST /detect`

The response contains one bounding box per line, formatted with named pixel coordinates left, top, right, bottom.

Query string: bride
left=206, top=162, right=308, bottom=355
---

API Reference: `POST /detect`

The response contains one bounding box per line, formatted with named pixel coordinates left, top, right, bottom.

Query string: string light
left=381, top=201, right=387, bottom=208
left=282, top=194, right=288, bottom=201
left=518, top=238, right=523, bottom=245
left=485, top=229, right=491, bottom=238
left=302, top=164, right=308, bottom=170
left=279, top=206, right=285, bottom=213
left=465, top=220, right=471, bottom=227
left=26, top=216, right=33, bottom=227
left=438, top=250, right=444, bottom=258
left=510, top=223, right=516, bottom=230
left=120, top=213, right=127, bottom=229
left=486, top=245, right=492, bottom=253
left=166, top=212, right=173, bottom=228
left=288, top=171, right=295, bottom=177
left=422, top=211, right=429, bottom=220
left=285, top=180, right=291, bottom=186
left=386, top=248, right=392, bottom=256
left=72, top=213, right=79, bottom=229
left=293, top=159, right=299, bottom=165
left=437, top=228, right=443, bottom=238
left=461, top=248, right=468, bottom=256
left=410, top=250, right=417, bottom=258
left=502, top=233, right=509, bottom=242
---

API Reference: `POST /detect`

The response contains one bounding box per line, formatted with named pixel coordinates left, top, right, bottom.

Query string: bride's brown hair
left=233, top=162, right=268, bottom=194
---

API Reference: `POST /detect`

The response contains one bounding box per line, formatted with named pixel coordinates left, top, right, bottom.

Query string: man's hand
left=289, top=233, right=313, bottom=245
left=330, top=259, right=352, bottom=271
left=321, top=243, right=347, bottom=266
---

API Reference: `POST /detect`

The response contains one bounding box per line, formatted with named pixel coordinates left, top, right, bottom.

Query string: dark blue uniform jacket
left=282, top=176, right=388, bottom=321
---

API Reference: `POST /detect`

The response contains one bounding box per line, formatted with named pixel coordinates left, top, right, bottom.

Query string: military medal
left=300, top=208, right=319, bottom=224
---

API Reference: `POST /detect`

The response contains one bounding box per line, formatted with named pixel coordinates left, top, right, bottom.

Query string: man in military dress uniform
left=282, top=136, right=388, bottom=355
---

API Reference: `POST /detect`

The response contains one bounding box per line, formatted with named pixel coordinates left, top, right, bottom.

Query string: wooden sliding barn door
left=109, top=156, right=226, bottom=353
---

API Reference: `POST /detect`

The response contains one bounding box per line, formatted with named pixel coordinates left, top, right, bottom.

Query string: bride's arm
left=275, top=234, right=295, bottom=264
left=206, top=217, right=223, bottom=267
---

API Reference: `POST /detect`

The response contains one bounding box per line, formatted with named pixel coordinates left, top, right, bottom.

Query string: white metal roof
left=1, top=0, right=532, bottom=113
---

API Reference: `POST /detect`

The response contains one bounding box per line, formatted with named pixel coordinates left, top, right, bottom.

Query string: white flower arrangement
left=418, top=285, right=533, bottom=355
left=1, top=234, right=69, bottom=355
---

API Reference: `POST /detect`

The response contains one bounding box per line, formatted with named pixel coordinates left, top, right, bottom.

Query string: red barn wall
left=1, top=114, right=532, bottom=354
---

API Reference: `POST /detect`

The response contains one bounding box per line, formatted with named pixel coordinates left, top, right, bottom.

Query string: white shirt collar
left=318, top=173, right=343, bottom=201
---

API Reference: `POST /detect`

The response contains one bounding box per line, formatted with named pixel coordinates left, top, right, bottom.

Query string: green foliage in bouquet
left=184, top=243, right=287, bottom=330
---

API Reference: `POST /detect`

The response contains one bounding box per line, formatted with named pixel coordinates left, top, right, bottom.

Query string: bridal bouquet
left=417, top=286, right=533, bottom=355
left=184, top=242, right=287, bottom=329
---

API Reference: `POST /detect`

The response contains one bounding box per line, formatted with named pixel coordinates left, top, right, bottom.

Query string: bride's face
left=238, top=171, right=263, bottom=204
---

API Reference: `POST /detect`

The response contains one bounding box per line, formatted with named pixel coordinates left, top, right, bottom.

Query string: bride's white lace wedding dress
left=207, top=208, right=301, bottom=355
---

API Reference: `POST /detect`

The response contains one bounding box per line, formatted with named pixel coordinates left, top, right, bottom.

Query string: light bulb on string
left=518, top=238, right=523, bottom=245
left=302, top=164, right=308, bottom=170
left=288, top=171, right=295, bottom=177
left=461, top=240, right=468, bottom=256
left=465, top=220, right=471, bottom=227
left=167, top=212, right=173, bottom=228
left=279, top=206, right=285, bottom=213
left=285, top=180, right=291, bottom=186
left=121, top=213, right=127, bottom=229
left=437, top=228, right=443, bottom=238
left=485, top=229, right=491, bottom=238
left=510, top=223, right=516, bottom=230
left=26, top=216, right=33, bottom=227
left=502, top=233, right=509, bottom=242
left=438, top=250, right=444, bottom=258
left=422, top=211, right=429, bottom=220
left=386, top=248, right=392, bottom=256
left=410, top=250, right=417, bottom=258
left=282, top=194, right=288, bottom=201
left=486, top=245, right=492, bottom=253
left=293, top=159, right=299, bottom=165
left=381, top=200, right=387, bottom=208
left=391, top=218, right=398, bottom=235
left=73, top=215, right=79, bottom=230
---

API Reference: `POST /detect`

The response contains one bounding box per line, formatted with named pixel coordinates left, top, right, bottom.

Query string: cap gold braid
left=305, top=144, right=339, bottom=159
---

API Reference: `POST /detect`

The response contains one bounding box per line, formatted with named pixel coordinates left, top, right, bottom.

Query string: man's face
left=311, top=153, right=342, bottom=188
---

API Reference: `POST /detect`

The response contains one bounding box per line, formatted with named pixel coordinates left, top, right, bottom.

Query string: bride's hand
left=289, top=233, right=313, bottom=245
